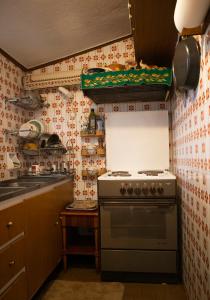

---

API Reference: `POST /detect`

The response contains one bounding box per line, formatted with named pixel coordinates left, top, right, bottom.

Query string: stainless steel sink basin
left=0, top=182, right=41, bottom=188
left=0, top=174, right=68, bottom=202
left=17, top=176, right=58, bottom=183
left=0, top=187, right=25, bottom=195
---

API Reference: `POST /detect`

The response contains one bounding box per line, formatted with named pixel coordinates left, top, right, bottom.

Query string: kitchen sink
left=0, top=182, right=41, bottom=188
left=0, top=174, right=69, bottom=202
left=17, top=175, right=66, bottom=183
left=0, top=186, right=25, bottom=195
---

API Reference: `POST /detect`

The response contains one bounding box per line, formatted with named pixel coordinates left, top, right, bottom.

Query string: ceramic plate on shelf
left=19, top=122, right=39, bottom=139
left=28, top=119, right=45, bottom=137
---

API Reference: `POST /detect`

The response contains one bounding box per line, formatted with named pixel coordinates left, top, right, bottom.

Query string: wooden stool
left=60, top=209, right=100, bottom=272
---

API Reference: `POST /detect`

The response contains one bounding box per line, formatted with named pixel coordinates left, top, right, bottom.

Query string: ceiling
left=0, top=0, right=131, bottom=70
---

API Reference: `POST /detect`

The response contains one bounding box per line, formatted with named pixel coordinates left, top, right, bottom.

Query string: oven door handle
left=100, top=201, right=175, bottom=207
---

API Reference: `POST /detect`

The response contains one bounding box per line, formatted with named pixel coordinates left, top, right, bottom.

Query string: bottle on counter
left=88, top=108, right=96, bottom=134
left=96, top=115, right=104, bottom=136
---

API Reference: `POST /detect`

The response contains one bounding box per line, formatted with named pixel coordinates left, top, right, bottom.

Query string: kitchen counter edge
left=0, top=176, right=73, bottom=210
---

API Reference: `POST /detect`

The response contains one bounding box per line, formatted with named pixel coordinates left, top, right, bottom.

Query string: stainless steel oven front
left=100, top=199, right=178, bottom=274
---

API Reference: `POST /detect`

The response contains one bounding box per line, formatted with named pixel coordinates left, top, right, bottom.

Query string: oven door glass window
left=100, top=202, right=177, bottom=250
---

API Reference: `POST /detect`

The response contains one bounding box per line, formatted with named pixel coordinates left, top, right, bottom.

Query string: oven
left=100, top=199, right=177, bottom=250
left=98, top=173, right=178, bottom=279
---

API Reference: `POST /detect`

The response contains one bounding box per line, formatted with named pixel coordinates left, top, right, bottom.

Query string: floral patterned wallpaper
left=28, top=37, right=168, bottom=201
left=0, top=54, right=29, bottom=180
left=1, top=21, right=210, bottom=300
left=171, top=25, right=210, bottom=300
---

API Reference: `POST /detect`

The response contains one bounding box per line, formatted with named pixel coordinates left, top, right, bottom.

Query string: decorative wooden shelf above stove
left=82, top=84, right=170, bottom=104
left=81, top=69, right=172, bottom=104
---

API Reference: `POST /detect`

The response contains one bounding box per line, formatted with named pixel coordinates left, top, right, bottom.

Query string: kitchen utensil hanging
left=173, top=36, right=200, bottom=90
left=5, top=90, right=49, bottom=110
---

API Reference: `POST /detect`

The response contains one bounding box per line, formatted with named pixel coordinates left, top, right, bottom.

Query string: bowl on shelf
left=86, top=144, right=96, bottom=155
left=87, top=168, right=98, bottom=176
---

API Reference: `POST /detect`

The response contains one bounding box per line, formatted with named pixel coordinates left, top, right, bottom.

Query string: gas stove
left=98, top=170, right=176, bottom=198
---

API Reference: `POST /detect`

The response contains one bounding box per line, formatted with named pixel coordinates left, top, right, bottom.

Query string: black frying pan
left=173, top=36, right=200, bottom=90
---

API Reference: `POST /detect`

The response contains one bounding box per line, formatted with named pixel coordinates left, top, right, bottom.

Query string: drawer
left=64, top=214, right=98, bottom=228
left=0, top=271, right=27, bottom=300
left=0, top=237, right=25, bottom=289
left=0, top=203, right=25, bottom=247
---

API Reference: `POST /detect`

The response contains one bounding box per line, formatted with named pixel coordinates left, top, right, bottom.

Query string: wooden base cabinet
left=0, top=202, right=27, bottom=300
left=25, top=180, right=73, bottom=299
left=0, top=271, right=27, bottom=300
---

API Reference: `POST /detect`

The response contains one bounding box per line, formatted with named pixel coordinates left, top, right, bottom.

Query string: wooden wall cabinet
left=25, top=180, right=73, bottom=299
left=130, top=0, right=178, bottom=67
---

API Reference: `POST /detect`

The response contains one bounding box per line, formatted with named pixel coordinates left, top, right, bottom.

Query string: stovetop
left=98, top=170, right=176, bottom=198
left=99, top=170, right=176, bottom=181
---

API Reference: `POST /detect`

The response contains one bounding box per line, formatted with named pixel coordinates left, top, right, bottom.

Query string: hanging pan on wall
left=172, top=36, right=200, bottom=90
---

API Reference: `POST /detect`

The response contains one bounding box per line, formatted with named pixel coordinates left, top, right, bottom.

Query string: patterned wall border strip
left=23, top=71, right=81, bottom=90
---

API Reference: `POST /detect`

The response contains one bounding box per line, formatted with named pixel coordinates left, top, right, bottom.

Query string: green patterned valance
left=81, top=68, right=172, bottom=89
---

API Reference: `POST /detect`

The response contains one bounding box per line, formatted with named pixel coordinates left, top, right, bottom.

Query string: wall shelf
left=80, top=131, right=105, bottom=138
left=81, top=68, right=172, bottom=104
left=82, top=85, right=170, bottom=103
left=81, top=168, right=106, bottom=180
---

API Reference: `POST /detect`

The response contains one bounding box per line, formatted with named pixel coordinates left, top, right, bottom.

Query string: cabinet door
left=25, top=180, right=73, bottom=299
left=25, top=190, right=54, bottom=298
left=0, top=203, right=25, bottom=247
left=0, top=237, right=25, bottom=289
left=0, top=271, right=27, bottom=300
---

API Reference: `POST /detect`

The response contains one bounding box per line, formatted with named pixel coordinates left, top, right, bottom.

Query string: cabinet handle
left=55, top=221, right=59, bottom=225
left=7, top=221, right=13, bottom=227
left=9, top=260, right=15, bottom=266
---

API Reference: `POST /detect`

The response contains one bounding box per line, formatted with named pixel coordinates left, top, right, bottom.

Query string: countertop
left=0, top=174, right=74, bottom=210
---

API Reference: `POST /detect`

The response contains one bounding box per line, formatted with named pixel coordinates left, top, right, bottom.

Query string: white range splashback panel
left=105, top=111, right=169, bottom=171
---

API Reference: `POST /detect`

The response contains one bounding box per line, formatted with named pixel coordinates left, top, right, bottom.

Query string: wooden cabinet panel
left=53, top=181, right=74, bottom=209
left=0, top=271, right=27, bottom=300
left=130, top=0, right=178, bottom=67
left=60, top=210, right=100, bottom=271
left=0, top=237, right=25, bottom=289
left=64, top=214, right=98, bottom=228
left=25, top=190, right=54, bottom=299
left=0, top=203, right=25, bottom=247
left=25, top=180, right=73, bottom=299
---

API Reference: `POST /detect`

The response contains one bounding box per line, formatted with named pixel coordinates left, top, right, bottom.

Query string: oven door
left=100, top=200, right=177, bottom=250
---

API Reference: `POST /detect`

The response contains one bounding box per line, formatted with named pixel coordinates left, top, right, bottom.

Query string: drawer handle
left=55, top=221, right=59, bottom=225
left=7, top=221, right=13, bottom=227
left=9, top=260, right=15, bottom=266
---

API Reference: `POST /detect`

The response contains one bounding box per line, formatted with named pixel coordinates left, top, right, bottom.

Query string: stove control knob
left=157, top=183, right=164, bottom=194
left=134, top=184, right=141, bottom=195
left=127, top=184, right=133, bottom=195
left=142, top=183, right=148, bottom=195
left=120, top=183, right=126, bottom=195
left=150, top=183, right=156, bottom=194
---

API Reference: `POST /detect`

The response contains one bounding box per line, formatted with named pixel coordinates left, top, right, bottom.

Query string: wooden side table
left=60, top=209, right=100, bottom=272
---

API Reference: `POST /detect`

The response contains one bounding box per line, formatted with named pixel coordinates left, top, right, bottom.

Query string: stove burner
left=108, top=171, right=131, bottom=177
left=138, top=170, right=164, bottom=176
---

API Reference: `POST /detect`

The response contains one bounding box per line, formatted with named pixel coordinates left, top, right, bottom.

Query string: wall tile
left=30, top=37, right=168, bottom=201
left=172, top=25, right=210, bottom=300
left=0, top=54, right=29, bottom=180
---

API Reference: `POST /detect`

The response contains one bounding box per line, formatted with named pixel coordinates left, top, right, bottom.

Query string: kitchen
left=0, top=1, right=209, bottom=300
